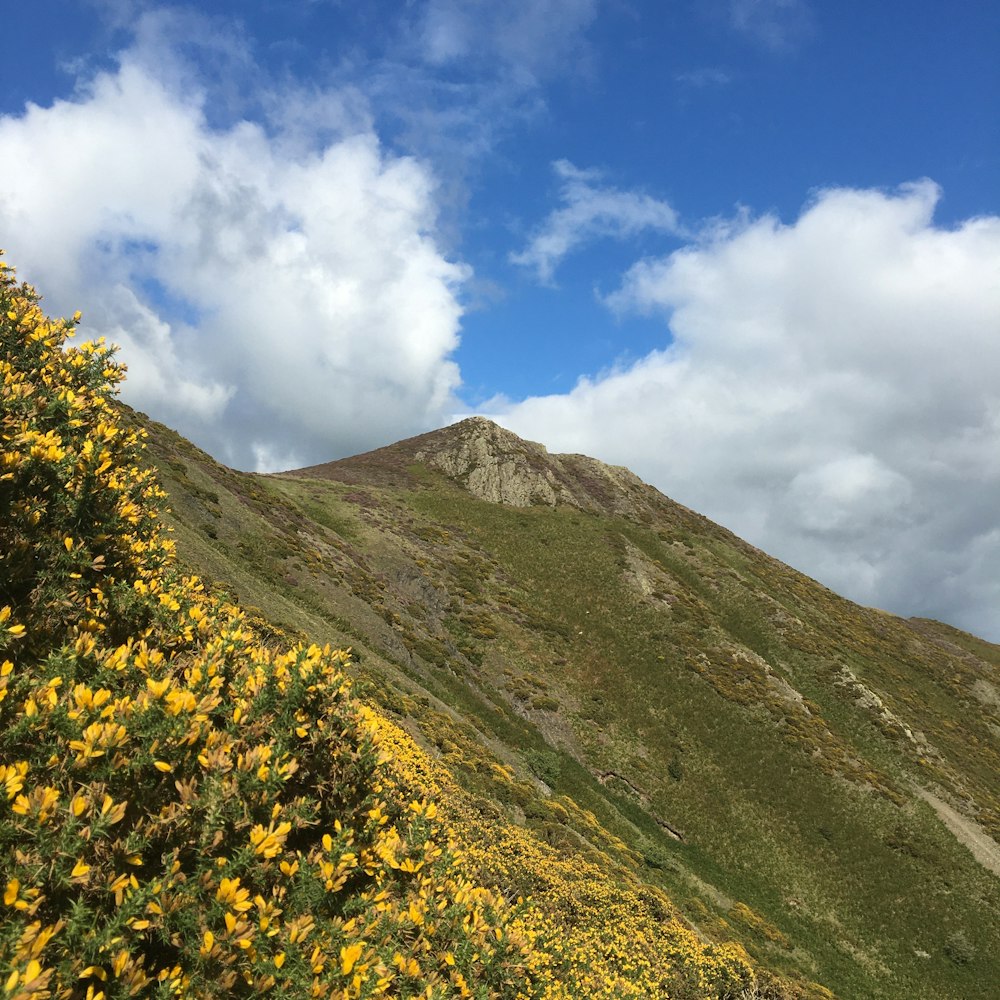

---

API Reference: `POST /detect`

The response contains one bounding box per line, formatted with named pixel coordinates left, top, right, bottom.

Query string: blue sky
left=2, top=0, right=999, bottom=639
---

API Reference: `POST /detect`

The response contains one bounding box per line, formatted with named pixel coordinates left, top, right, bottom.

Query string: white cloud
left=675, top=67, right=733, bottom=88
left=0, top=30, right=467, bottom=470
left=728, top=0, right=814, bottom=51
left=492, top=182, right=1000, bottom=640
left=95, top=285, right=233, bottom=423
left=511, top=160, right=685, bottom=284
left=417, top=0, right=598, bottom=81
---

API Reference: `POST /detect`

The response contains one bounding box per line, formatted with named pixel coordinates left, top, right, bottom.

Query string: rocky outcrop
left=415, top=417, right=570, bottom=507
left=414, top=416, right=650, bottom=515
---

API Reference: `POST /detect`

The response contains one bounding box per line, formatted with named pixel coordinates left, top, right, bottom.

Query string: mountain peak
left=289, top=417, right=654, bottom=516
left=413, top=417, right=567, bottom=507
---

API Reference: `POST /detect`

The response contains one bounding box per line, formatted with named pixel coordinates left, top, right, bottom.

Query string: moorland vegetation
left=0, top=259, right=765, bottom=996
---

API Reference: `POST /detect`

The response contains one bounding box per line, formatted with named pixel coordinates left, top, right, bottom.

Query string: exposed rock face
left=415, top=417, right=568, bottom=507
left=413, top=416, right=648, bottom=514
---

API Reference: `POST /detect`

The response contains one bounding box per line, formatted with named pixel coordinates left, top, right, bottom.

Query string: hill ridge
left=9, top=252, right=1000, bottom=1000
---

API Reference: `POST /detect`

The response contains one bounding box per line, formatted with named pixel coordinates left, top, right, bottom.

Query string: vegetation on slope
left=133, top=393, right=1000, bottom=998
left=0, top=257, right=761, bottom=998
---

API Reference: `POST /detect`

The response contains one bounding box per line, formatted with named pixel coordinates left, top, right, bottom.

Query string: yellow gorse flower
left=249, top=820, right=292, bottom=859
left=4, top=879, right=20, bottom=906
left=0, top=761, right=28, bottom=799
left=216, top=877, right=253, bottom=913
left=340, top=941, right=364, bottom=976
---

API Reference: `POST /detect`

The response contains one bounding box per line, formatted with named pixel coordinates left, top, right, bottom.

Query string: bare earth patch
left=917, top=788, right=1000, bottom=878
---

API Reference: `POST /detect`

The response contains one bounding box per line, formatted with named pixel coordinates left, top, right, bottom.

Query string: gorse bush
left=0, top=269, right=170, bottom=655
left=0, top=253, right=759, bottom=999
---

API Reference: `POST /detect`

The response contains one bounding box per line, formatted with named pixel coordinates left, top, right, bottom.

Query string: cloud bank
left=0, top=38, right=466, bottom=471
left=493, top=182, right=1000, bottom=638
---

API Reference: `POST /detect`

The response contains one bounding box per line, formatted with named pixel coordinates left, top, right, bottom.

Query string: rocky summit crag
left=136, top=407, right=1000, bottom=1000
left=295, top=415, right=659, bottom=518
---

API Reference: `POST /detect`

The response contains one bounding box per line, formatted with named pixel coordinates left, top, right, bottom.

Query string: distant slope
left=139, top=410, right=1000, bottom=1000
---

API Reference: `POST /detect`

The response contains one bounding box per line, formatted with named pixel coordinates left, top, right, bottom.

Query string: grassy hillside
left=0, top=258, right=766, bottom=998
left=5, top=251, right=997, bottom=998
left=134, top=411, right=1000, bottom=1000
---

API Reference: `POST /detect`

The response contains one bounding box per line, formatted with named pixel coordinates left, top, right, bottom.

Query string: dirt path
left=917, top=787, right=1000, bottom=878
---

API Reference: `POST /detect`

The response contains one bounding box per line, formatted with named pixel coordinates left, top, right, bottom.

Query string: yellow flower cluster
left=375, top=715, right=758, bottom=1000
left=1, top=264, right=172, bottom=658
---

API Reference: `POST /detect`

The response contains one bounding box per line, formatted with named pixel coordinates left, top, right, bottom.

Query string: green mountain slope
left=137, top=411, right=1000, bottom=1000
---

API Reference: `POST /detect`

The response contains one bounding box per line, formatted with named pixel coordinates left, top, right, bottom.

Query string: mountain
left=138, top=411, right=1000, bottom=999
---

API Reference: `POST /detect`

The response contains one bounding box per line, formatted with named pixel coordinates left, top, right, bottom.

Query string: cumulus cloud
left=511, top=160, right=685, bottom=284
left=492, top=182, right=1000, bottom=639
left=0, top=29, right=467, bottom=470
